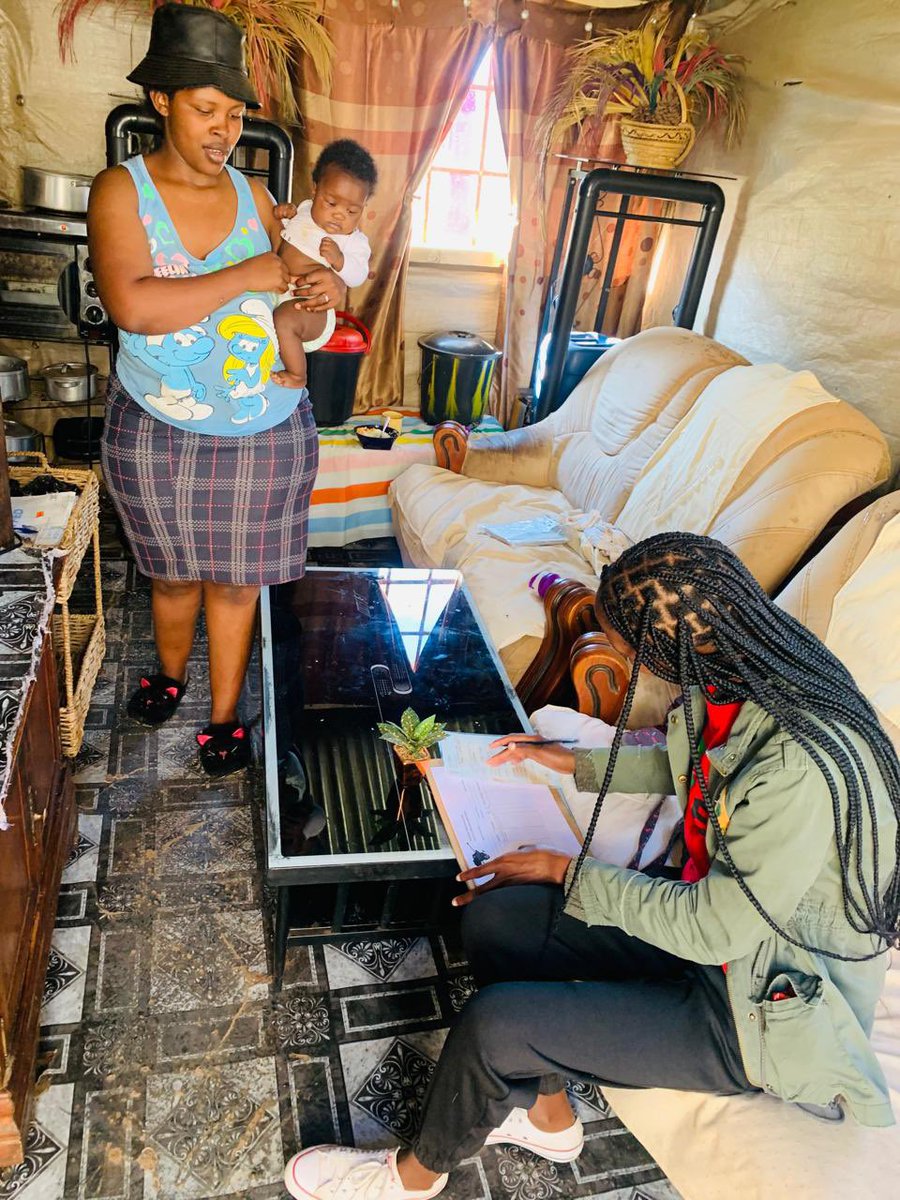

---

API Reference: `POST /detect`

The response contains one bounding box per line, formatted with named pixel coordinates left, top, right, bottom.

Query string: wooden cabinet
left=0, top=637, right=75, bottom=1167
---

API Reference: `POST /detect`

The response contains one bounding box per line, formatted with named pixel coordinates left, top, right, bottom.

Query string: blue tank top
left=115, top=155, right=301, bottom=436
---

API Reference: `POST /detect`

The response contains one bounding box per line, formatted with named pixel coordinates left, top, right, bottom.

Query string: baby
left=272, top=139, right=377, bottom=388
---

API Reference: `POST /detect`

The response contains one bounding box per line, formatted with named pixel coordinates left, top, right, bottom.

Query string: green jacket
left=567, top=689, right=896, bottom=1127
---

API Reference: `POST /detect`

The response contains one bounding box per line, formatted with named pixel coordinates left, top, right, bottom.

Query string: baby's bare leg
left=273, top=300, right=314, bottom=386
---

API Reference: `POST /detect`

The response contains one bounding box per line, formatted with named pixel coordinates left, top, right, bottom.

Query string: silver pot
left=4, top=418, right=42, bottom=454
left=22, top=166, right=93, bottom=215
left=41, top=361, right=98, bottom=404
left=0, top=354, right=29, bottom=404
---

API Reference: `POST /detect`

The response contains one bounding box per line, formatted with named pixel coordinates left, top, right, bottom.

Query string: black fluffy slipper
left=196, top=721, right=251, bottom=778
left=127, top=673, right=188, bottom=726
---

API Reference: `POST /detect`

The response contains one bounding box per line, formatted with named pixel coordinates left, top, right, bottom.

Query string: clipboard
left=425, top=763, right=584, bottom=881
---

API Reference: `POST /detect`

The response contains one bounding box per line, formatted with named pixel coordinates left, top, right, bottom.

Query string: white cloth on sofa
left=530, top=705, right=680, bottom=870
left=617, top=364, right=839, bottom=544
left=826, top=511, right=900, bottom=742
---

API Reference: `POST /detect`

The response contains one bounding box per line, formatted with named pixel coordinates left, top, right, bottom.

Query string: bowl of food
left=355, top=424, right=399, bottom=451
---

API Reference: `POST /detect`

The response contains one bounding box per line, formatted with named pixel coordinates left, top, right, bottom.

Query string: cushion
left=604, top=951, right=900, bottom=1199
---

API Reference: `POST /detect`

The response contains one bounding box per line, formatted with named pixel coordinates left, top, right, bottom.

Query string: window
left=411, top=54, right=514, bottom=262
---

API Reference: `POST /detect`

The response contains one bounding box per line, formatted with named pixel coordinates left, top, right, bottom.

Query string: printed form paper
left=427, top=765, right=583, bottom=874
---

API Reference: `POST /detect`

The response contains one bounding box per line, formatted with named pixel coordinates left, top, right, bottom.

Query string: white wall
left=692, top=0, right=900, bottom=466
left=402, top=261, right=503, bottom=408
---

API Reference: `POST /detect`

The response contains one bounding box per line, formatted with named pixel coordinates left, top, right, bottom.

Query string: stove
left=0, top=208, right=109, bottom=343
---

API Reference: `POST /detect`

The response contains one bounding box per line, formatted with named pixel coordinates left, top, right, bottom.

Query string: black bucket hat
left=127, top=3, right=260, bottom=109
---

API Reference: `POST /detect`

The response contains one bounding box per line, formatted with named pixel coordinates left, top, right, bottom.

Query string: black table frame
left=259, top=570, right=531, bottom=987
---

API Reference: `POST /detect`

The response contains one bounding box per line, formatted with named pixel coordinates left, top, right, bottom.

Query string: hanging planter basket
left=619, top=83, right=696, bottom=170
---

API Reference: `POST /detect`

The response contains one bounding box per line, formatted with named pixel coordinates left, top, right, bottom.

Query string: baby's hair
left=567, top=532, right=900, bottom=962
left=312, top=139, right=378, bottom=193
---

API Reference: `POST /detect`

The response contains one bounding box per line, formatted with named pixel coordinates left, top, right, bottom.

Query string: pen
left=493, top=739, right=578, bottom=748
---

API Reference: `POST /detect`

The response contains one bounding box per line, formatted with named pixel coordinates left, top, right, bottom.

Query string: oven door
left=0, top=233, right=80, bottom=340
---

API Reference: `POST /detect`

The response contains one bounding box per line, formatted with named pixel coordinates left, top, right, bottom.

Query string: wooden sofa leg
left=570, top=632, right=631, bottom=723
left=433, top=421, right=470, bottom=474
left=517, top=579, right=598, bottom=713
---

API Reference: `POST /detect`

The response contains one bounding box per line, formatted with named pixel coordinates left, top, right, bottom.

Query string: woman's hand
left=487, top=734, right=576, bottom=775
left=293, top=263, right=347, bottom=313
left=237, top=251, right=292, bottom=294
left=453, top=849, right=572, bottom=908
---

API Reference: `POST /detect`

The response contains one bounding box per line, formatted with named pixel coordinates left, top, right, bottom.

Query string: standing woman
left=284, top=533, right=900, bottom=1200
left=89, top=4, right=345, bottom=775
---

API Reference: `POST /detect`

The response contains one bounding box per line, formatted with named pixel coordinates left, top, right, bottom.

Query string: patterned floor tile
left=61, top=815, right=103, bottom=885
left=70, top=731, right=112, bottom=785
left=41, top=928, right=90, bottom=1027
left=148, top=910, right=269, bottom=1012
left=324, top=936, right=438, bottom=988
left=153, top=805, right=255, bottom=876
left=142, top=1058, right=283, bottom=1198
left=0, top=1085, right=73, bottom=1200
left=339, top=1030, right=449, bottom=1148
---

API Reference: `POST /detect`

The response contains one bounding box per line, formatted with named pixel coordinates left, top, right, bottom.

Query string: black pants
left=413, top=885, right=754, bottom=1173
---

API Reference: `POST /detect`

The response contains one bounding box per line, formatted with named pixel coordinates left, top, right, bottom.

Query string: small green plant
left=377, top=708, right=447, bottom=759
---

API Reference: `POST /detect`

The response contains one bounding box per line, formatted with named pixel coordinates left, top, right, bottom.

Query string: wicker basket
left=619, top=86, right=696, bottom=169
left=7, top=451, right=100, bottom=603
left=8, top=451, right=105, bottom=756
left=51, top=610, right=106, bottom=757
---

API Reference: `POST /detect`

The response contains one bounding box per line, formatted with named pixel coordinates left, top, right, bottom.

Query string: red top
left=681, top=691, right=743, bottom=884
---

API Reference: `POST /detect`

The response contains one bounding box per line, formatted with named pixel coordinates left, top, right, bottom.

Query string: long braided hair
left=566, top=532, right=900, bottom=960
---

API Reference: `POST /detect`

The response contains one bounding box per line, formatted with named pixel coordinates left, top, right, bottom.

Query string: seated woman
left=284, top=532, right=900, bottom=1200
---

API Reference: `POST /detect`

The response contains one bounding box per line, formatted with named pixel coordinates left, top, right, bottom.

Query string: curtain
left=491, top=0, right=693, bottom=426
left=297, top=1, right=494, bottom=412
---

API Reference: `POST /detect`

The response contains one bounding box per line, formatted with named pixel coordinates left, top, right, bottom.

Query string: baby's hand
left=319, top=237, right=344, bottom=270
left=273, top=202, right=298, bottom=222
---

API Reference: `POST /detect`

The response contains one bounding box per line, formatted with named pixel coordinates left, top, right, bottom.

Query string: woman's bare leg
left=152, top=579, right=203, bottom=682
left=202, top=581, right=260, bottom=723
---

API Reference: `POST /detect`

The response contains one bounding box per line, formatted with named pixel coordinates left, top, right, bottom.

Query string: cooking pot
left=22, top=166, right=93, bottom=215
left=42, top=361, right=99, bottom=404
left=4, top=418, right=42, bottom=454
left=0, top=354, right=29, bottom=404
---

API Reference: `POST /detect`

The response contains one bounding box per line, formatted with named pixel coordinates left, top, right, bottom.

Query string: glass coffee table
left=260, top=567, right=530, bottom=985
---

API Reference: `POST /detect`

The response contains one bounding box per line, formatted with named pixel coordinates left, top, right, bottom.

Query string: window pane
left=473, top=51, right=492, bottom=88
left=475, top=174, right=513, bottom=251
left=433, top=87, right=487, bottom=171
left=482, top=91, right=507, bottom=175
left=426, top=171, right=479, bottom=247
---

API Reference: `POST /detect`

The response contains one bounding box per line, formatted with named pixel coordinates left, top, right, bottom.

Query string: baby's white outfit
left=280, top=199, right=372, bottom=351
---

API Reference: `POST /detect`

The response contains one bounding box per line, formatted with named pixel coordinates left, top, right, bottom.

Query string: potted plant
left=541, top=14, right=745, bottom=170
left=377, top=708, right=447, bottom=777
left=57, top=0, right=334, bottom=127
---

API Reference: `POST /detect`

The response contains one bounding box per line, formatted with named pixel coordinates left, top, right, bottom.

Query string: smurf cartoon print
left=120, top=323, right=215, bottom=421
left=217, top=298, right=281, bottom=426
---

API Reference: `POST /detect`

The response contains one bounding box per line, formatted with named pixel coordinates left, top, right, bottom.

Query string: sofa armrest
left=431, top=421, right=555, bottom=487
left=517, top=578, right=598, bottom=712
left=570, top=633, right=631, bottom=723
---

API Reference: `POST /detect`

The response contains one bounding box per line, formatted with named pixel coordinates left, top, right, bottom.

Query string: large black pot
left=418, top=330, right=501, bottom=426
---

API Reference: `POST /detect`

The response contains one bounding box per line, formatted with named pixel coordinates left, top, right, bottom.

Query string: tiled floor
left=1, top=547, right=680, bottom=1200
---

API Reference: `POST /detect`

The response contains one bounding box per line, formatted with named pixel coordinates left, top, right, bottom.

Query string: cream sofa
left=601, top=491, right=900, bottom=1200
left=389, top=328, right=891, bottom=690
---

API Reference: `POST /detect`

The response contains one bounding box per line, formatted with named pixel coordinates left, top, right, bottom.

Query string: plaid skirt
left=101, top=374, right=319, bottom=585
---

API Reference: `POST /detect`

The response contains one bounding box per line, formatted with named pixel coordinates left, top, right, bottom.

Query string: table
left=309, top=411, right=503, bottom=547
left=260, top=566, right=529, bottom=985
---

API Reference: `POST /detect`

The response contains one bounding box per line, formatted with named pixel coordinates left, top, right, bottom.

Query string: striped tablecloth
left=309, top=410, right=503, bottom=547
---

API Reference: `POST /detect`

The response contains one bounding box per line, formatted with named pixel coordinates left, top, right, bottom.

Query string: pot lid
left=4, top=418, right=39, bottom=437
left=24, top=167, right=93, bottom=185
left=0, top=354, right=27, bottom=373
left=418, top=330, right=501, bottom=358
left=324, top=325, right=368, bottom=353
left=41, top=361, right=98, bottom=381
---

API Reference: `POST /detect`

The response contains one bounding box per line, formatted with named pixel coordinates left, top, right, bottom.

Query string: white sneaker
left=284, top=1145, right=449, bottom=1200
left=484, top=1108, right=584, bottom=1162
